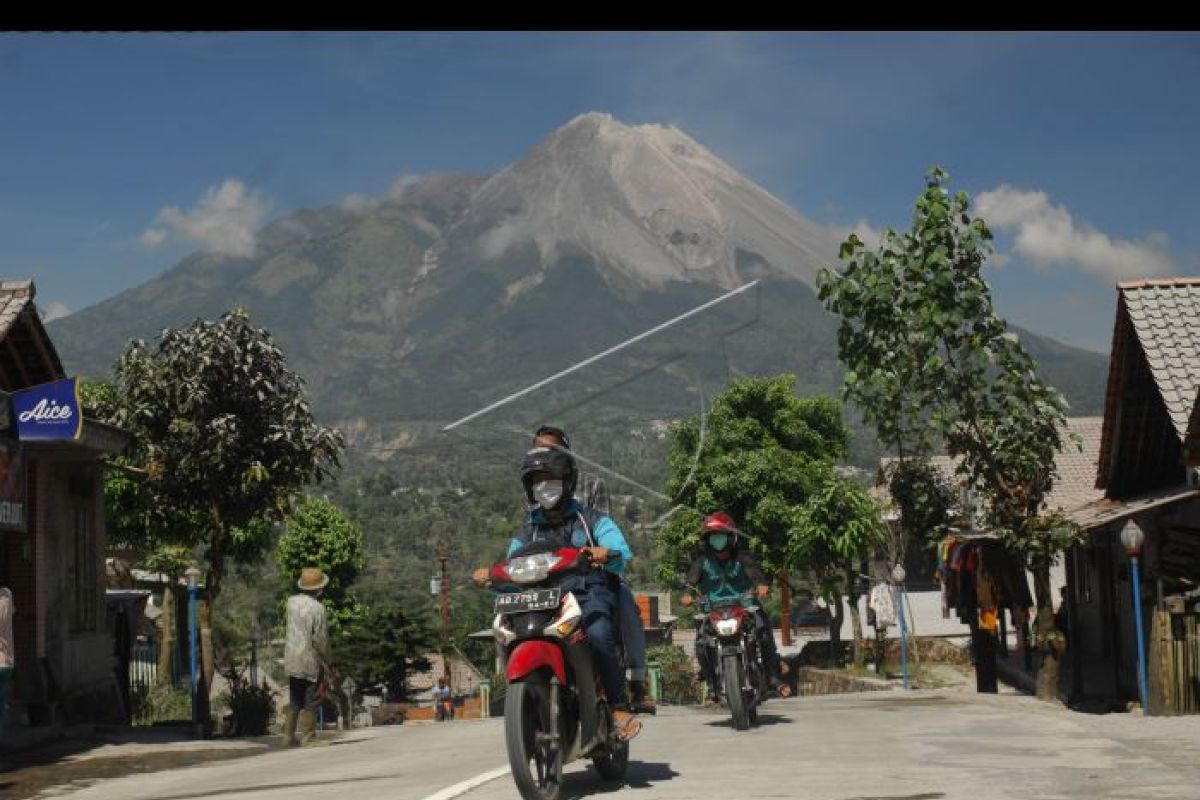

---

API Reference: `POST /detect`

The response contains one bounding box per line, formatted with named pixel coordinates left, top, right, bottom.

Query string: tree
left=79, top=379, right=151, bottom=550
left=818, top=167, right=1080, bottom=698
left=276, top=497, right=366, bottom=632
left=791, top=473, right=887, bottom=666
left=335, top=605, right=434, bottom=701
left=656, top=375, right=852, bottom=646
left=111, top=308, right=344, bottom=599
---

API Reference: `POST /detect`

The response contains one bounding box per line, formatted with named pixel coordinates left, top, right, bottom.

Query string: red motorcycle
left=489, top=541, right=629, bottom=800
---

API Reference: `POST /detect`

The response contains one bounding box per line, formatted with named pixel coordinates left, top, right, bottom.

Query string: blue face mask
left=708, top=533, right=729, bottom=551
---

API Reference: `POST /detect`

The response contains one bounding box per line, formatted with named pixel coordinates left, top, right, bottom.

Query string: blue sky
left=2, top=31, right=1198, bottom=353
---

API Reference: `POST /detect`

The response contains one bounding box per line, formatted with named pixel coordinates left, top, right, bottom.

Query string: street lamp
left=891, top=563, right=910, bottom=691
left=1120, top=519, right=1150, bottom=716
left=184, top=566, right=202, bottom=738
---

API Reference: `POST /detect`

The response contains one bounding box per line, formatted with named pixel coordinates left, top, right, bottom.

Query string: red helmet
left=702, top=512, right=741, bottom=552
left=702, top=512, right=739, bottom=534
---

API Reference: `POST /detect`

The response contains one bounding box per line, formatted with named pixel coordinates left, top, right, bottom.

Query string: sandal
left=612, top=709, right=642, bottom=742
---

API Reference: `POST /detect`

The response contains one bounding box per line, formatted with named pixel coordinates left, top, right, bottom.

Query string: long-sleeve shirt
left=506, top=500, right=632, bottom=575
left=0, top=588, right=13, bottom=668
left=284, top=593, right=329, bottom=681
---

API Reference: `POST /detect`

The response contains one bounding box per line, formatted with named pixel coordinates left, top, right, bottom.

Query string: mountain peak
left=456, top=112, right=838, bottom=292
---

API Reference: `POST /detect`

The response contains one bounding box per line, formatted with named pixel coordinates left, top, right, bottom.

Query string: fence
left=1149, top=610, right=1200, bottom=715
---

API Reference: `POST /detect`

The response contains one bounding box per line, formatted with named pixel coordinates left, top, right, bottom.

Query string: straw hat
left=297, top=567, right=329, bottom=591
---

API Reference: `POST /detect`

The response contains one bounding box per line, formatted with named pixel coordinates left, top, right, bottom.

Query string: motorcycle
left=685, top=588, right=769, bottom=731
left=489, top=540, right=629, bottom=800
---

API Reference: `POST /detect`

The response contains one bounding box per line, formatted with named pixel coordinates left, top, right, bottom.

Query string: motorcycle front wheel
left=722, top=653, right=751, bottom=731
left=505, top=680, right=564, bottom=800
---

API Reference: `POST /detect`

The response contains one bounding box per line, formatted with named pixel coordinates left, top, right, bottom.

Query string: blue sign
left=12, top=377, right=83, bottom=441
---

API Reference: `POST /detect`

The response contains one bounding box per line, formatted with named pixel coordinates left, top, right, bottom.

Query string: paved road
left=34, top=691, right=1200, bottom=800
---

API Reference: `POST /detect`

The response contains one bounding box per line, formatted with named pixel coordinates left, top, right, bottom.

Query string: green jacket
left=686, top=550, right=766, bottom=603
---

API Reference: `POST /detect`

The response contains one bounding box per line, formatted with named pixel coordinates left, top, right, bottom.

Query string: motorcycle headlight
left=506, top=553, right=559, bottom=584
left=715, top=618, right=740, bottom=636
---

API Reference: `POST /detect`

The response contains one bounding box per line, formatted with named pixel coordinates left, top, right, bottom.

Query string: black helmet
left=520, top=446, right=577, bottom=505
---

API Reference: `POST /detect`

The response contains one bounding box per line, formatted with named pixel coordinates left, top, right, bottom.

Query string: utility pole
left=439, top=548, right=450, bottom=685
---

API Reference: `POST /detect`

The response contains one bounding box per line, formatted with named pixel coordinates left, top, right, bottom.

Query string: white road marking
left=417, top=765, right=511, bottom=800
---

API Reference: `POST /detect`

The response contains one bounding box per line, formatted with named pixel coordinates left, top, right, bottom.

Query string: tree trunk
left=779, top=573, right=792, bottom=647
left=828, top=590, right=845, bottom=667
left=158, top=583, right=176, bottom=684
left=845, top=565, right=865, bottom=668
left=1031, top=559, right=1060, bottom=702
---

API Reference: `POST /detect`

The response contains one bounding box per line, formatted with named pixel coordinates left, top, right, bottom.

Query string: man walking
left=283, top=567, right=331, bottom=747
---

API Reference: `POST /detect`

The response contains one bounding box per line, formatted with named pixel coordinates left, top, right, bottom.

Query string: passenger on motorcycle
left=682, top=512, right=790, bottom=703
left=490, top=444, right=642, bottom=741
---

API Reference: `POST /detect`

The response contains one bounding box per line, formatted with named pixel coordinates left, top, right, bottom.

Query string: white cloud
left=339, top=193, right=376, bottom=213
left=39, top=301, right=71, bottom=323
left=989, top=252, right=1012, bottom=269
left=141, top=179, right=270, bottom=258
left=139, top=228, right=167, bottom=247
left=975, top=186, right=1175, bottom=283
left=387, top=174, right=421, bottom=200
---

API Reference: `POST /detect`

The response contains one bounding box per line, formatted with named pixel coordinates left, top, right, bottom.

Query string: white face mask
left=532, top=479, right=564, bottom=509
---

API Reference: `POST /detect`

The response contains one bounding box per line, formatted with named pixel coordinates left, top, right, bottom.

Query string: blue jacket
left=506, top=499, right=632, bottom=576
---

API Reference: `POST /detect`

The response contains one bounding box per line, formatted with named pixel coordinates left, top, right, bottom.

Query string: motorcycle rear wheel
left=505, top=680, right=564, bottom=800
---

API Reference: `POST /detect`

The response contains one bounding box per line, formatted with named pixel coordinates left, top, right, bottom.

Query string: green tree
left=335, top=604, right=434, bottom=700
left=791, top=473, right=886, bottom=666
left=79, top=378, right=150, bottom=549
left=110, top=308, right=343, bottom=599
left=656, top=375, right=851, bottom=601
left=818, top=167, right=1080, bottom=697
left=276, top=497, right=366, bottom=632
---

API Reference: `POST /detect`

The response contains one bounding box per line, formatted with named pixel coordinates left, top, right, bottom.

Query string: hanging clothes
left=868, top=583, right=897, bottom=629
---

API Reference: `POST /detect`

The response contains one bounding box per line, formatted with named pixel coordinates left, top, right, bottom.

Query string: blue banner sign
left=12, top=377, right=83, bottom=441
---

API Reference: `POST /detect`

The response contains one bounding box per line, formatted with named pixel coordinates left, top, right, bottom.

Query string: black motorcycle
left=686, top=589, right=769, bottom=731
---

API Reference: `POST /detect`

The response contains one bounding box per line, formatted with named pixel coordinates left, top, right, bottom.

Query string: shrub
left=647, top=644, right=699, bottom=704
left=218, top=664, right=277, bottom=736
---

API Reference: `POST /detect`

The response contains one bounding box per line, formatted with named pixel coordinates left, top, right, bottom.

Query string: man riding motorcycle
left=528, top=425, right=655, bottom=714
left=682, top=512, right=790, bottom=703
left=478, top=443, right=642, bottom=741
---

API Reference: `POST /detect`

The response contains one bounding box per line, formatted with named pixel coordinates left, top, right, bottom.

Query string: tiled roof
left=0, top=281, right=35, bottom=340
left=876, top=416, right=1104, bottom=513
left=1044, top=416, right=1105, bottom=512
left=1116, top=279, right=1200, bottom=440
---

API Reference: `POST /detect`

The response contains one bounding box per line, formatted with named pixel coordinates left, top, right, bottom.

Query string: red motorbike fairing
left=506, top=639, right=567, bottom=684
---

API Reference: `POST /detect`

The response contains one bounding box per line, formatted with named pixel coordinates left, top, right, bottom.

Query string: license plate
left=495, top=588, right=561, bottom=613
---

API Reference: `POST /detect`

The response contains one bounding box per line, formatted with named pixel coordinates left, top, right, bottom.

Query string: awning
left=1065, top=485, right=1200, bottom=531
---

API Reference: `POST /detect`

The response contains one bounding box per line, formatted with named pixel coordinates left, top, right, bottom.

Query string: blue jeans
left=567, top=577, right=627, bottom=708
left=618, top=583, right=647, bottom=681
